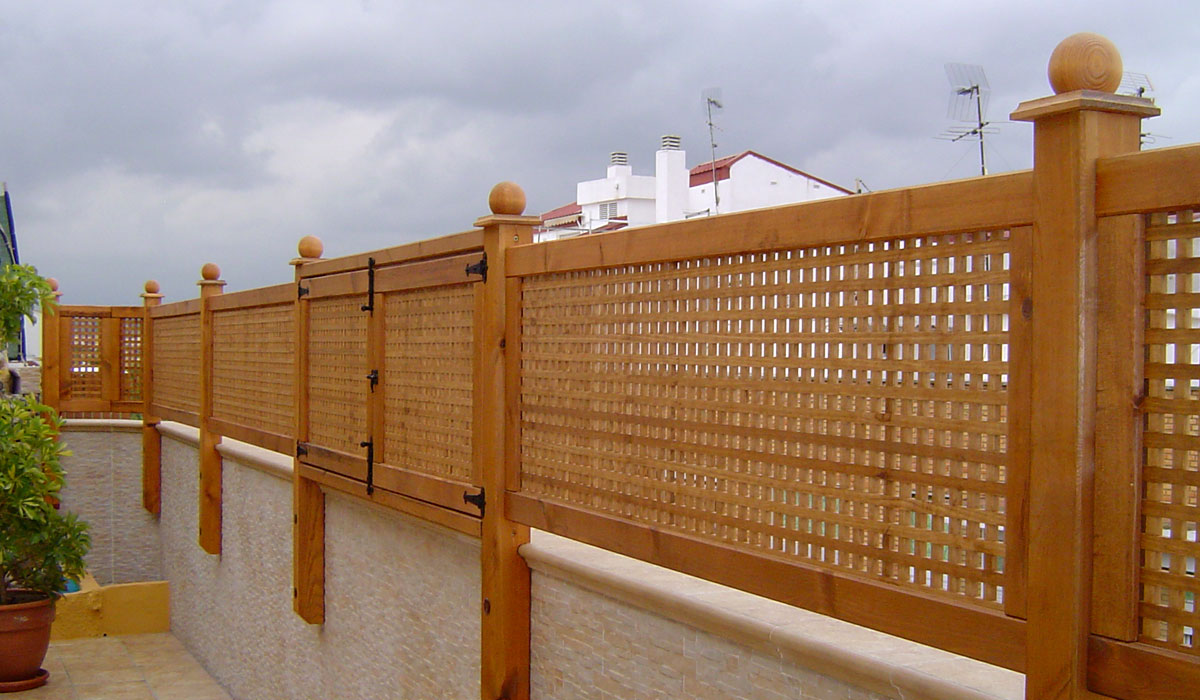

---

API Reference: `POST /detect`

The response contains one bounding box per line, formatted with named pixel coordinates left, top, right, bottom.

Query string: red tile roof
left=689, top=150, right=852, bottom=193
left=540, top=202, right=581, bottom=221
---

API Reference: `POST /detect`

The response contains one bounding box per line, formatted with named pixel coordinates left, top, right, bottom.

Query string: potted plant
left=0, top=264, right=89, bottom=692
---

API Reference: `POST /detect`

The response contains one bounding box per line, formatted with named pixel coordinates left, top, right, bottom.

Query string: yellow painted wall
left=50, top=577, right=169, bottom=640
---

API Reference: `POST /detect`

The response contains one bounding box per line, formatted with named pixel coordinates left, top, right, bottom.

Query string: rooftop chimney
left=610, top=151, right=628, bottom=165
left=660, top=135, right=681, bottom=150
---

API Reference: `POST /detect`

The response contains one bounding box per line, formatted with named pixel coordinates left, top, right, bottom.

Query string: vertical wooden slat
left=1005, top=225, right=1034, bottom=619
left=476, top=184, right=538, bottom=700
left=1012, top=82, right=1156, bottom=698
left=292, top=239, right=325, bottom=624
left=142, top=282, right=164, bottom=515
left=197, top=266, right=226, bottom=555
left=99, top=314, right=120, bottom=403
left=1091, top=213, right=1145, bottom=641
left=504, top=277, right=523, bottom=494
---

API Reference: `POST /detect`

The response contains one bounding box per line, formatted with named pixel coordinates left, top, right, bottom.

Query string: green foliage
left=0, top=264, right=55, bottom=347
left=0, top=395, right=90, bottom=604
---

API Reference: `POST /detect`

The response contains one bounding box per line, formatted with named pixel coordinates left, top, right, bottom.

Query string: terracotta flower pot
left=0, top=592, right=55, bottom=692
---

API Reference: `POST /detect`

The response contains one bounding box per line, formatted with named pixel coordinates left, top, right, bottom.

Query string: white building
left=538, top=136, right=852, bottom=239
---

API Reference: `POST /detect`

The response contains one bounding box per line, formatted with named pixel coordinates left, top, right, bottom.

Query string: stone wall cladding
left=59, top=424, right=161, bottom=584
left=531, top=572, right=891, bottom=700
left=160, top=432, right=480, bottom=700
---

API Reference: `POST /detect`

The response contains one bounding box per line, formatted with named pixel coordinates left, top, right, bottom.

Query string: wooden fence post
left=292, top=236, right=326, bottom=624
left=141, top=280, right=164, bottom=514
left=1011, top=33, right=1159, bottom=699
left=476, top=182, right=538, bottom=700
left=41, top=278, right=62, bottom=411
left=197, top=263, right=227, bottom=554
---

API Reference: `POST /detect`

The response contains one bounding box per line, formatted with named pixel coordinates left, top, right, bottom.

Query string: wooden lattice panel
left=1142, top=209, right=1200, bottom=655
left=213, top=304, right=295, bottom=439
left=153, top=313, right=201, bottom=414
left=306, top=296, right=368, bottom=456
left=520, top=232, right=1011, bottom=606
left=382, top=283, right=474, bottom=482
left=120, top=316, right=143, bottom=402
left=63, top=316, right=103, bottom=401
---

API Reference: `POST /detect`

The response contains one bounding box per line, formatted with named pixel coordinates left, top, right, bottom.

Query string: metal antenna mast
left=702, top=88, right=723, bottom=214
left=939, top=64, right=996, bottom=176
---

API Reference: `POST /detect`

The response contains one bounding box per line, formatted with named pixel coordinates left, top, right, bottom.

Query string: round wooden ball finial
left=200, top=262, right=221, bottom=281
left=47, top=277, right=59, bottom=292
left=144, top=280, right=161, bottom=294
left=297, top=235, right=324, bottom=259
left=488, top=181, right=526, bottom=216
left=1048, top=32, right=1122, bottom=94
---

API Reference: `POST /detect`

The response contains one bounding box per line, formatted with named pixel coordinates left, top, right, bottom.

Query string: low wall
left=65, top=421, right=1023, bottom=700
left=60, top=420, right=161, bottom=585
left=159, top=425, right=480, bottom=700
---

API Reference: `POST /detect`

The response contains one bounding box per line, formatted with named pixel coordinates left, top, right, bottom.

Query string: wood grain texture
left=300, top=229, right=484, bottom=278
left=40, top=304, right=60, bottom=411
left=142, top=293, right=162, bottom=515
left=1020, top=103, right=1144, bottom=700
left=1097, top=143, right=1200, bottom=216
left=508, top=171, right=1032, bottom=277
left=1091, top=214, right=1145, bottom=641
left=479, top=220, right=532, bottom=700
left=197, top=282, right=224, bottom=555
left=1004, top=226, right=1033, bottom=619
left=1088, top=637, right=1200, bottom=699
left=293, top=273, right=324, bottom=624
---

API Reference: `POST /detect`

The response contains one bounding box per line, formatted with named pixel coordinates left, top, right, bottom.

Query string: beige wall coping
left=156, top=422, right=292, bottom=482
left=522, top=531, right=1023, bottom=700
left=216, top=439, right=293, bottom=482
left=156, top=421, right=199, bottom=445
left=62, top=419, right=143, bottom=433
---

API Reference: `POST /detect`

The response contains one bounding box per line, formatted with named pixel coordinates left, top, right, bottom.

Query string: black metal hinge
left=366, top=369, right=378, bottom=392
left=297, top=284, right=309, bottom=298
left=465, top=253, right=488, bottom=283
left=463, top=487, right=485, bottom=517
left=296, top=443, right=308, bottom=457
left=361, top=257, right=376, bottom=313
left=360, top=440, right=375, bottom=495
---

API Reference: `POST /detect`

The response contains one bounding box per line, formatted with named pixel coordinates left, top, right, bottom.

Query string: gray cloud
left=2, top=0, right=1196, bottom=304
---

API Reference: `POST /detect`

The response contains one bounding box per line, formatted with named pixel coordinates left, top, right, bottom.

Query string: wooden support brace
left=141, top=281, right=163, bottom=515
left=292, top=236, right=326, bottom=624
left=475, top=183, right=538, bottom=700
left=197, top=265, right=226, bottom=554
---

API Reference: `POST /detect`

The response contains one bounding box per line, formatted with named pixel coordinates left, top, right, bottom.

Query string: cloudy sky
left=4, top=1, right=1198, bottom=306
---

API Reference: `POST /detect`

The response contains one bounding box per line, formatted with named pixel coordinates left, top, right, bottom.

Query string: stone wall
left=64, top=421, right=1023, bottom=700
left=159, top=426, right=480, bottom=700
left=60, top=421, right=161, bottom=585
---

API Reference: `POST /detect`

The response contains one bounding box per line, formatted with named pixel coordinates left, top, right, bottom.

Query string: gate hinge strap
left=465, top=253, right=488, bottom=283
left=361, top=257, right=376, bottom=313
left=463, top=486, right=485, bottom=517
left=360, top=440, right=375, bottom=495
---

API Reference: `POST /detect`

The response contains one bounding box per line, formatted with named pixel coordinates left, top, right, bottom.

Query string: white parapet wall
left=60, top=420, right=1023, bottom=700
left=60, top=420, right=162, bottom=585
left=158, top=424, right=481, bottom=700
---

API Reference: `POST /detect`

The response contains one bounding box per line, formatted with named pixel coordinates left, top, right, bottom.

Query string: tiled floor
left=9, top=634, right=231, bottom=700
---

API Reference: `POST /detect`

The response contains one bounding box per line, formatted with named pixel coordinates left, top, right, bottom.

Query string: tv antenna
left=1117, top=71, right=1167, bottom=146
left=937, top=63, right=997, bottom=176
left=702, top=87, right=723, bottom=214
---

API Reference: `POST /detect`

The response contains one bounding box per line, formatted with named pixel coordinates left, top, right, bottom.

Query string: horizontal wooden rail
left=150, top=298, right=202, bottom=318
left=150, top=404, right=200, bottom=428
left=298, top=464, right=481, bottom=537
left=508, top=170, right=1032, bottom=276
left=207, top=417, right=292, bottom=456
left=508, top=493, right=1025, bottom=672
left=208, top=282, right=294, bottom=311
left=1097, top=143, right=1200, bottom=216
left=1088, top=637, right=1200, bottom=699
left=300, top=229, right=484, bottom=278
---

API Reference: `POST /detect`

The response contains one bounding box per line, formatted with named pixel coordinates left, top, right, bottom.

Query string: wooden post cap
left=488, top=181, right=526, bottom=216
left=298, top=235, right=324, bottom=259
left=1048, top=32, right=1122, bottom=94
left=200, top=263, right=221, bottom=281
left=47, top=278, right=59, bottom=292
left=144, top=280, right=161, bottom=294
